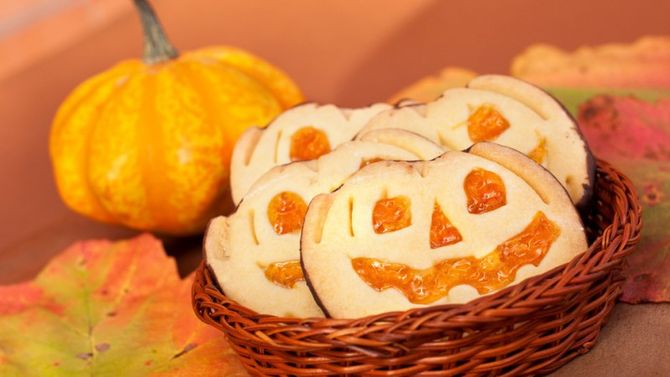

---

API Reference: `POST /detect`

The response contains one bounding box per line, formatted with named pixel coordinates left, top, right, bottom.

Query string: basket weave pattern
left=193, top=160, right=642, bottom=376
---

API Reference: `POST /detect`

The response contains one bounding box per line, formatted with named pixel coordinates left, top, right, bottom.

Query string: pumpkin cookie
left=360, top=75, right=594, bottom=207
left=206, top=129, right=444, bottom=317
left=230, top=103, right=391, bottom=204
left=301, top=142, right=587, bottom=318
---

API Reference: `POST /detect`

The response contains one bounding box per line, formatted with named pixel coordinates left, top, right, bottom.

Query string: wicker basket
left=192, top=160, right=642, bottom=376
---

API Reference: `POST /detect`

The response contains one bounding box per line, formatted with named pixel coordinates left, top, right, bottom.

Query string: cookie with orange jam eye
left=359, top=75, right=594, bottom=208
left=301, top=142, right=587, bottom=319
left=230, top=102, right=391, bottom=204
left=205, top=129, right=445, bottom=318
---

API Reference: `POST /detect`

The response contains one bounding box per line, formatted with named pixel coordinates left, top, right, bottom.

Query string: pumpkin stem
left=133, top=0, right=178, bottom=64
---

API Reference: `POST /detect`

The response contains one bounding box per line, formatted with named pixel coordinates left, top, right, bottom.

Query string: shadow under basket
left=192, top=160, right=642, bottom=376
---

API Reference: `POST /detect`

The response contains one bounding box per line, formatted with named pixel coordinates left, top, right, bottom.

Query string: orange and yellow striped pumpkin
left=49, top=0, right=303, bottom=235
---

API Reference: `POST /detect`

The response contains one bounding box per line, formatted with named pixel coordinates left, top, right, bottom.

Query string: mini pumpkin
left=361, top=75, right=594, bottom=207
left=49, top=0, right=303, bottom=235
left=230, top=102, right=391, bottom=204
left=205, top=129, right=445, bottom=317
left=301, top=142, right=587, bottom=318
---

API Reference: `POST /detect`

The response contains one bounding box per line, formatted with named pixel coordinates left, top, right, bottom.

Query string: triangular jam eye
left=373, top=196, right=412, bottom=234
left=464, top=168, right=507, bottom=214
left=528, top=137, right=547, bottom=164
left=430, top=203, right=463, bottom=248
left=467, top=105, right=510, bottom=142
left=290, top=126, right=331, bottom=161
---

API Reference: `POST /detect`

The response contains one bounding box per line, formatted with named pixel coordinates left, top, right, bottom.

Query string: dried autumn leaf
left=0, top=234, right=247, bottom=377
left=577, top=95, right=670, bottom=303
left=388, top=67, right=477, bottom=103
left=512, top=36, right=670, bottom=89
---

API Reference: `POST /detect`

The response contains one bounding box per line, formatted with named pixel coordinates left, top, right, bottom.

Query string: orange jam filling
left=528, top=137, right=547, bottom=164
left=467, top=105, right=510, bottom=142
left=289, top=126, right=331, bottom=161
left=360, top=157, right=385, bottom=168
left=430, top=203, right=463, bottom=248
left=373, top=195, right=412, bottom=234
left=464, top=168, right=507, bottom=214
left=264, top=260, right=304, bottom=288
left=267, top=192, right=308, bottom=235
left=352, top=211, right=560, bottom=304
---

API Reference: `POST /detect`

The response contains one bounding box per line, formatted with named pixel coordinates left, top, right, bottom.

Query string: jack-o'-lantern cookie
left=359, top=75, right=594, bottom=207
left=230, top=102, right=391, bottom=204
left=301, top=142, right=587, bottom=318
left=205, top=129, right=445, bottom=317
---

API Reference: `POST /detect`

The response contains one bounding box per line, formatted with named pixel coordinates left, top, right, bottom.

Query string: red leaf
left=578, top=96, right=670, bottom=303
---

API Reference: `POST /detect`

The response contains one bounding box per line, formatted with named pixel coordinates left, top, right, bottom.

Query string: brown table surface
left=1, top=0, right=669, bottom=375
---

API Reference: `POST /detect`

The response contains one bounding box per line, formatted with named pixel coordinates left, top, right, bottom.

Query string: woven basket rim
left=192, top=158, right=643, bottom=375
